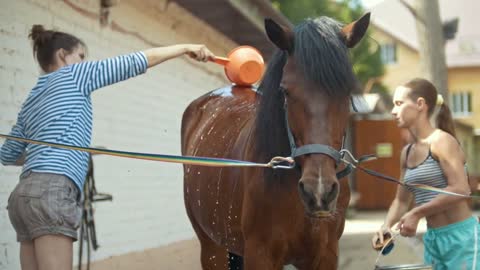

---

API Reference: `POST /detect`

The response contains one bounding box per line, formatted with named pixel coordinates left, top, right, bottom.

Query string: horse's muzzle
left=298, top=177, right=339, bottom=215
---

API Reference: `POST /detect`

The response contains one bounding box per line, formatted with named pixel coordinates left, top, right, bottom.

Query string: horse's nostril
left=298, top=181, right=311, bottom=198
left=324, top=182, right=339, bottom=204
left=298, top=180, right=312, bottom=200
left=331, top=182, right=338, bottom=193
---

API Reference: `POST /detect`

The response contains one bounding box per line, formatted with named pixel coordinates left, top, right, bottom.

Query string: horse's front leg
left=243, top=240, right=285, bottom=270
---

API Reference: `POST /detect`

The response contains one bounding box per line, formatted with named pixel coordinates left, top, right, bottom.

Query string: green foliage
left=271, top=0, right=331, bottom=25
left=271, top=0, right=385, bottom=92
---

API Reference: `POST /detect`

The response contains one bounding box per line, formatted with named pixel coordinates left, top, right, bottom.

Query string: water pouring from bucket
left=209, top=46, right=265, bottom=86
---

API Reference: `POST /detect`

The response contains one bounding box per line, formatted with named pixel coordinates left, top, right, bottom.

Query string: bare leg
left=20, top=241, right=38, bottom=270
left=34, top=235, right=73, bottom=270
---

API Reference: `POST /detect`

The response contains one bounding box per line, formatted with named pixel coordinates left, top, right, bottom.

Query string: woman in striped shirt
left=0, top=25, right=214, bottom=270
left=371, top=78, right=478, bottom=269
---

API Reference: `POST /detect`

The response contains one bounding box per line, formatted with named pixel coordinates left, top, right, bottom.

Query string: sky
left=360, top=0, right=386, bottom=8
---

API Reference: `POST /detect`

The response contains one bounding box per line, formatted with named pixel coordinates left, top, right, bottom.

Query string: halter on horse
left=181, top=13, right=370, bottom=270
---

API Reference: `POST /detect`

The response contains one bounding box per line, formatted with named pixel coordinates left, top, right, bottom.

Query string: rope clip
left=268, top=156, right=296, bottom=169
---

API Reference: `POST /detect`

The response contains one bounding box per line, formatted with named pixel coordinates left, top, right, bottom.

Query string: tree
left=400, top=0, right=449, bottom=103
left=271, top=0, right=385, bottom=93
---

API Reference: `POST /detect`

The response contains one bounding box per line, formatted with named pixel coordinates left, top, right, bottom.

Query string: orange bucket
left=211, top=46, right=265, bottom=86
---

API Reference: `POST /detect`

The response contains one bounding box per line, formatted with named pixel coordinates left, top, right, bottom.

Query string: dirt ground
left=87, top=211, right=429, bottom=270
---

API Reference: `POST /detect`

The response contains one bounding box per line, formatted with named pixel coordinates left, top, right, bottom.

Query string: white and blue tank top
left=403, top=144, right=468, bottom=205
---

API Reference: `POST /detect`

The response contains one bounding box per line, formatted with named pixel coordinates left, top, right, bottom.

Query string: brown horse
left=181, top=13, right=370, bottom=270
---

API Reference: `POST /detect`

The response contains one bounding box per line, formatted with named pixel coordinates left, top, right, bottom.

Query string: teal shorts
left=423, top=216, right=479, bottom=270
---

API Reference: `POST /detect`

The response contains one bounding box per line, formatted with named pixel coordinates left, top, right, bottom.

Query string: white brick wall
left=0, top=0, right=237, bottom=268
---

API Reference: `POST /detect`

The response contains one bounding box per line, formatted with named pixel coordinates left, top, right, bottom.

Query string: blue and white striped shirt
left=0, top=52, right=148, bottom=192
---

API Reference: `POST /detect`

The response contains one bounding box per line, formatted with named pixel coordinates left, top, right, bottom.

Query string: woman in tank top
left=371, top=78, right=478, bottom=269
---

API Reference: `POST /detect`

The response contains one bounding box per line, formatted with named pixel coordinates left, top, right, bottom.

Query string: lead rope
left=0, top=134, right=295, bottom=169
left=340, top=149, right=480, bottom=199
left=2, top=133, right=476, bottom=198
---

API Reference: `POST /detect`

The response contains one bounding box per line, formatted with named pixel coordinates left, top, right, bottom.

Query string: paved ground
left=88, top=211, right=430, bottom=270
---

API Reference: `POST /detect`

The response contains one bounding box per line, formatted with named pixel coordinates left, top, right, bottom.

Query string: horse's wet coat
left=181, top=14, right=370, bottom=270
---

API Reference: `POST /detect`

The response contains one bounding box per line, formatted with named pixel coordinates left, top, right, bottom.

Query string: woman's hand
left=184, top=44, right=215, bottom=62
left=396, top=210, right=421, bottom=237
left=372, top=224, right=392, bottom=250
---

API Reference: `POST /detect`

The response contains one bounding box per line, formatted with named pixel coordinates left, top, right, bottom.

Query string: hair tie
left=436, top=94, right=444, bottom=106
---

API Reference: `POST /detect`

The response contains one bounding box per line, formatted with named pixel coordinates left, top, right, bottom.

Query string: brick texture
left=0, top=0, right=237, bottom=268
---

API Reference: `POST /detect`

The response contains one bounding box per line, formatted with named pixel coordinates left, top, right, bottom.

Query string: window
left=450, top=91, right=472, bottom=116
left=380, top=43, right=397, bottom=64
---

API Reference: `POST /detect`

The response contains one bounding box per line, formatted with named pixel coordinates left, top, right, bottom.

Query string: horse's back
left=181, top=85, right=257, bottom=157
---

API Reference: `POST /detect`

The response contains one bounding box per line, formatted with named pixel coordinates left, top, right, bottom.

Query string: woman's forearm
left=384, top=198, right=410, bottom=228
left=411, top=189, right=469, bottom=219
left=143, top=45, right=189, bottom=68
left=143, top=44, right=213, bottom=67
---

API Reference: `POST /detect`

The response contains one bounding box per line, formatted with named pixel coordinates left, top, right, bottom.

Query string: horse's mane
left=254, top=17, right=359, bottom=176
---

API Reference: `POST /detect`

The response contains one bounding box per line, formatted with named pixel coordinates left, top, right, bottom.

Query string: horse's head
left=255, top=13, right=370, bottom=217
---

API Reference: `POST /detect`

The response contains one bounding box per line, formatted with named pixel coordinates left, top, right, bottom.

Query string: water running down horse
left=181, top=13, right=371, bottom=270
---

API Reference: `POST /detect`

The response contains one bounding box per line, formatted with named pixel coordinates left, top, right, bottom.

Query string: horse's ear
left=341, top=12, right=370, bottom=48
left=265, top=18, right=294, bottom=53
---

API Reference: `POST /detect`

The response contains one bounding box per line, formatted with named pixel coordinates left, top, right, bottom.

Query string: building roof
left=172, top=0, right=292, bottom=61
left=351, top=93, right=390, bottom=114
left=367, top=0, right=480, bottom=67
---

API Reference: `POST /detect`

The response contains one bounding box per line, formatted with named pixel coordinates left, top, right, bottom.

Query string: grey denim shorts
left=7, top=171, right=83, bottom=242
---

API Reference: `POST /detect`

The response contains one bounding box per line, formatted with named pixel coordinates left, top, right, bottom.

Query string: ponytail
left=404, top=78, right=457, bottom=139
left=29, top=25, right=54, bottom=47
left=436, top=103, right=457, bottom=139
left=28, top=24, right=86, bottom=72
